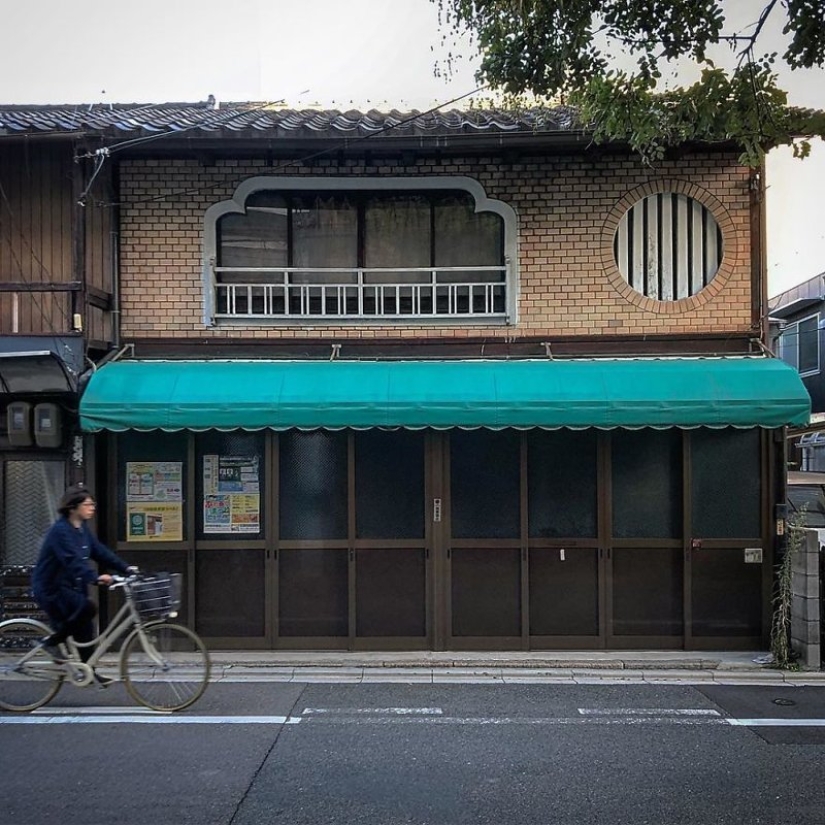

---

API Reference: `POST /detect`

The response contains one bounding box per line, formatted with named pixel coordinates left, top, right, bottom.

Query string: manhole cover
left=772, top=698, right=796, bottom=707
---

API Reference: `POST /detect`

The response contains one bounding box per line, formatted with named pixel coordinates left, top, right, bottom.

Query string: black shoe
left=93, top=672, right=115, bottom=689
left=38, top=639, right=66, bottom=662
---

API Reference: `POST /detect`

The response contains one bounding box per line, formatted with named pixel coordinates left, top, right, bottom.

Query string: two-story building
left=0, top=110, right=117, bottom=580
left=0, top=101, right=809, bottom=652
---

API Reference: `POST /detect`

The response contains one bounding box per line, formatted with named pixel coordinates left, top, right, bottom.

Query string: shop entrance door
left=443, top=429, right=604, bottom=650
left=274, top=430, right=431, bottom=650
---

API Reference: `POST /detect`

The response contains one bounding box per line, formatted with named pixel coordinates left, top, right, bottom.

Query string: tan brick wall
left=119, top=153, right=755, bottom=341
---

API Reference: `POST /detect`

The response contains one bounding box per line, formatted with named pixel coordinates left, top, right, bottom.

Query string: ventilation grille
left=614, top=193, right=723, bottom=300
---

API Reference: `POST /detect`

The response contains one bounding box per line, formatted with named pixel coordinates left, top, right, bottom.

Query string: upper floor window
left=203, top=177, right=517, bottom=325
left=779, top=313, right=820, bottom=376
left=614, top=192, right=723, bottom=301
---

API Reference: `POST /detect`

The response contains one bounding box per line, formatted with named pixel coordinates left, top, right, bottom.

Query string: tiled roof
left=0, top=101, right=580, bottom=139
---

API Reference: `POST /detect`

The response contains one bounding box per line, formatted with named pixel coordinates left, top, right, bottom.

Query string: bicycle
left=0, top=572, right=210, bottom=713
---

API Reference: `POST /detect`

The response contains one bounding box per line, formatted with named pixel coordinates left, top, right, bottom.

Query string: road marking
left=296, top=716, right=728, bottom=726
left=0, top=715, right=301, bottom=725
left=726, top=718, right=825, bottom=727
left=4, top=712, right=824, bottom=727
left=578, top=708, right=721, bottom=716
left=33, top=706, right=160, bottom=715
left=302, top=707, right=443, bottom=715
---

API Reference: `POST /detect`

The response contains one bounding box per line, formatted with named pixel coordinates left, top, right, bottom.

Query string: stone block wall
left=791, top=529, right=822, bottom=669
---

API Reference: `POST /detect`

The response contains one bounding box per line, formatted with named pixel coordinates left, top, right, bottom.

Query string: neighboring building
left=0, top=124, right=117, bottom=571
left=0, top=101, right=810, bottom=652
left=770, top=272, right=825, bottom=470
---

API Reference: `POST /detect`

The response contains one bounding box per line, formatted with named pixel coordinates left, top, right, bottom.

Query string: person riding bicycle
left=32, top=483, right=137, bottom=687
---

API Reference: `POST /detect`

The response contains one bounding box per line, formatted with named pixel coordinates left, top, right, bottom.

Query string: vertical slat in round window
left=614, top=193, right=723, bottom=300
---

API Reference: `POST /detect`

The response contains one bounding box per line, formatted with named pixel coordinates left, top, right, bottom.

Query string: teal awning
left=79, top=357, right=811, bottom=432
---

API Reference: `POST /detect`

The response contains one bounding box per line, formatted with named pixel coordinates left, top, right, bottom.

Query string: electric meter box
left=34, top=403, right=62, bottom=448
left=7, top=401, right=33, bottom=446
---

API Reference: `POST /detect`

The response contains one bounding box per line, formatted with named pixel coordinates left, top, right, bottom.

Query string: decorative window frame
left=202, top=176, right=519, bottom=326
left=600, top=180, right=739, bottom=313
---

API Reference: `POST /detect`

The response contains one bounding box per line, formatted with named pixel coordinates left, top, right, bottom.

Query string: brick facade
left=118, top=152, right=755, bottom=341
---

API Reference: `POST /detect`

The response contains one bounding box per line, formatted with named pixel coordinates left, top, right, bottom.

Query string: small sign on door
left=744, top=548, right=763, bottom=564
left=433, top=498, right=442, bottom=523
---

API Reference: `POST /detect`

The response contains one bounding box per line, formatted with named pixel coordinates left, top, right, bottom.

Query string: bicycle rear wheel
left=0, top=619, right=64, bottom=712
left=121, top=622, right=210, bottom=711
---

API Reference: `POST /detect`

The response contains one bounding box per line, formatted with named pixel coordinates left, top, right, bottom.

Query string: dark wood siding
left=84, top=165, right=115, bottom=346
left=0, top=143, right=73, bottom=334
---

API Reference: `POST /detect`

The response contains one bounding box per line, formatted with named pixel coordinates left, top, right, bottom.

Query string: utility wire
left=90, top=85, right=487, bottom=209
left=74, top=98, right=289, bottom=161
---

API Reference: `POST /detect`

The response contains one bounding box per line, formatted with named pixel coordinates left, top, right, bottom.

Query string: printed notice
left=202, top=455, right=261, bottom=533
left=126, top=462, right=183, bottom=502
left=125, top=461, right=184, bottom=542
left=126, top=502, right=183, bottom=542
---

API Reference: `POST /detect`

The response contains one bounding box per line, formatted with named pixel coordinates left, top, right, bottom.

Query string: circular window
left=613, top=192, right=724, bottom=301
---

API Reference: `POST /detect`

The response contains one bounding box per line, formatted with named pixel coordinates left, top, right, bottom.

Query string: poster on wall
left=125, top=461, right=183, bottom=542
left=202, top=455, right=261, bottom=534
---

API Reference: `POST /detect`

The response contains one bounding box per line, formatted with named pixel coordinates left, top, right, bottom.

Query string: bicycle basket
left=130, top=573, right=182, bottom=621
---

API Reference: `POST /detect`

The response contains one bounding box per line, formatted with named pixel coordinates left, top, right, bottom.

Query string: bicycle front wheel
left=0, top=619, right=64, bottom=712
left=121, top=622, right=210, bottom=711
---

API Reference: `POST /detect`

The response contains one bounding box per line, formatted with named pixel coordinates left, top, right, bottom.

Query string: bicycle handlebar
left=106, top=571, right=141, bottom=590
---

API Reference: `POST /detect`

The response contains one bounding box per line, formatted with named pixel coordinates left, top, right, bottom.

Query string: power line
left=75, top=98, right=289, bottom=161
left=89, top=86, right=487, bottom=210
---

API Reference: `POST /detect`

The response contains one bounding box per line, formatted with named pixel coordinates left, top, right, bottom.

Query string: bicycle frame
left=15, top=586, right=166, bottom=687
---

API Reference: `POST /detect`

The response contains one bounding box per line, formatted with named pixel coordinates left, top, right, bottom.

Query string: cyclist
left=32, top=483, right=137, bottom=687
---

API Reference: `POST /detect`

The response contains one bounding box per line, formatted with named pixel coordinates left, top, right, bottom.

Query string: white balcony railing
left=211, top=266, right=508, bottom=321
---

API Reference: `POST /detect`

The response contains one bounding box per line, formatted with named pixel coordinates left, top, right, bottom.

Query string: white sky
left=1, top=0, right=822, bottom=296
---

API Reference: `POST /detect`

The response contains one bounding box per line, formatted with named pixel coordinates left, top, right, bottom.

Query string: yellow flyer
left=127, top=502, right=183, bottom=542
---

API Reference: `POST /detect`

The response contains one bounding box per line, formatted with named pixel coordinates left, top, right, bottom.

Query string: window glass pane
left=292, top=194, right=357, bottom=279
left=2, top=460, right=64, bottom=567
left=196, top=432, right=265, bottom=541
left=691, top=547, right=761, bottom=637
left=355, top=430, right=424, bottom=539
left=279, top=548, right=348, bottom=636
left=217, top=193, right=288, bottom=271
left=527, top=430, right=597, bottom=538
left=612, top=548, right=683, bottom=635
left=356, top=548, right=426, bottom=637
left=364, top=195, right=430, bottom=282
left=691, top=429, right=761, bottom=538
left=196, top=550, right=265, bottom=637
left=117, top=432, right=188, bottom=543
left=279, top=431, right=348, bottom=540
left=450, top=430, right=520, bottom=539
left=451, top=548, right=520, bottom=636
left=798, top=315, right=819, bottom=374
left=779, top=325, right=799, bottom=370
left=434, top=194, right=503, bottom=279
left=612, top=429, right=682, bottom=539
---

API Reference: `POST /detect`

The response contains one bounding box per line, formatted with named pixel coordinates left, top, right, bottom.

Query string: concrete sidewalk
left=205, top=650, right=825, bottom=685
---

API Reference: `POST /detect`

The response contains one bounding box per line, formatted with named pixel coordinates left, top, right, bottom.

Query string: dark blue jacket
left=31, top=518, right=130, bottom=622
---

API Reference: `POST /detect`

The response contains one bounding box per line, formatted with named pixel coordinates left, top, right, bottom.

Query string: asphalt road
left=1, top=681, right=824, bottom=825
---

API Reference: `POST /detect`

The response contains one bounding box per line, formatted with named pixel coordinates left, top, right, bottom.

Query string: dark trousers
left=46, top=599, right=97, bottom=663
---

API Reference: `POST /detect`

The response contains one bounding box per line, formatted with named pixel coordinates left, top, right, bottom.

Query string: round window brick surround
left=601, top=181, right=738, bottom=312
